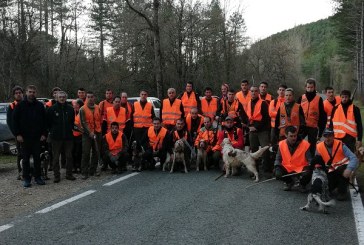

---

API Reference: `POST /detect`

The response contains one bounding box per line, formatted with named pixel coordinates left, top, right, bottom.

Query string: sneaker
left=23, top=178, right=31, bottom=188
left=283, top=182, right=293, bottom=191
left=66, top=175, right=76, bottom=181
left=35, top=177, right=46, bottom=185
left=53, top=176, right=61, bottom=183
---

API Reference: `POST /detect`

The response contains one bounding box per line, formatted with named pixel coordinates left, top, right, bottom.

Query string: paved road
left=0, top=170, right=359, bottom=244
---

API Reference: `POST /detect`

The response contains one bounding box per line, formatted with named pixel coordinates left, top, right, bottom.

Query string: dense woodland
left=0, top=0, right=362, bottom=100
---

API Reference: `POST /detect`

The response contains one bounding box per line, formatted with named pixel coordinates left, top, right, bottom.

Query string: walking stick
left=243, top=171, right=307, bottom=190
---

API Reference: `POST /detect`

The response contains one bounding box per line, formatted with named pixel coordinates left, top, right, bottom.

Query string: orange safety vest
left=323, top=96, right=341, bottom=126
left=73, top=113, right=82, bottom=137
left=181, top=91, right=198, bottom=115
left=301, top=94, right=320, bottom=128
left=246, top=99, right=263, bottom=123
left=236, top=91, right=251, bottom=112
left=105, top=131, right=123, bottom=156
left=222, top=99, right=240, bottom=119
left=82, top=104, right=101, bottom=133
left=278, top=103, right=300, bottom=137
left=173, top=130, right=188, bottom=141
left=9, top=100, right=18, bottom=110
left=259, top=93, right=273, bottom=103
left=316, top=140, right=349, bottom=172
left=148, top=126, right=168, bottom=150
left=269, top=97, right=285, bottom=127
left=133, top=101, right=153, bottom=128
left=99, top=100, right=114, bottom=120
left=279, top=139, right=310, bottom=173
left=162, top=99, right=182, bottom=126
left=45, top=100, right=55, bottom=108
left=185, top=113, right=204, bottom=132
left=195, top=127, right=216, bottom=152
left=332, top=104, right=358, bottom=138
left=106, top=107, right=126, bottom=132
left=121, top=102, right=133, bottom=121
left=201, top=97, right=218, bottom=120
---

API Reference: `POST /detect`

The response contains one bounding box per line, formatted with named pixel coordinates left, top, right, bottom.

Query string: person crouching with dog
left=194, top=116, right=217, bottom=169
left=143, top=117, right=168, bottom=170
left=315, top=128, right=358, bottom=201
left=212, top=116, right=244, bottom=171
left=274, top=126, right=312, bottom=192
left=102, top=122, right=129, bottom=174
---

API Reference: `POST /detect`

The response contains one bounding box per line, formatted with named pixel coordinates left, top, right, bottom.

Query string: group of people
left=6, top=79, right=362, bottom=200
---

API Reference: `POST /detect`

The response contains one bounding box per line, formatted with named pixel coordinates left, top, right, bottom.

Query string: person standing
left=236, top=79, right=251, bottom=113
left=45, top=87, right=61, bottom=108
left=297, top=78, right=326, bottom=157
left=259, top=82, right=273, bottom=104
left=120, top=92, right=134, bottom=142
left=323, top=86, right=341, bottom=127
left=269, top=84, right=287, bottom=144
left=6, top=85, right=24, bottom=180
left=218, top=89, right=245, bottom=127
left=13, top=85, right=47, bottom=187
left=105, top=96, right=127, bottom=133
left=99, top=89, right=114, bottom=135
left=47, top=91, right=76, bottom=183
left=72, top=99, right=84, bottom=173
left=178, top=82, right=201, bottom=115
left=330, top=90, right=363, bottom=153
left=185, top=107, right=204, bottom=142
left=79, top=91, right=102, bottom=179
left=200, top=87, right=218, bottom=122
left=160, top=88, right=184, bottom=131
left=77, top=88, right=87, bottom=103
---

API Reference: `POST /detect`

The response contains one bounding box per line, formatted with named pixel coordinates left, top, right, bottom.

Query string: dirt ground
left=0, top=156, right=112, bottom=223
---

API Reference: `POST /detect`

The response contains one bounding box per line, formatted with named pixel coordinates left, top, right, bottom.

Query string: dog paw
left=300, top=207, right=308, bottom=211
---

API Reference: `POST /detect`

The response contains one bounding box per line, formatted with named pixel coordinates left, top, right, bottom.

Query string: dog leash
left=243, top=171, right=307, bottom=190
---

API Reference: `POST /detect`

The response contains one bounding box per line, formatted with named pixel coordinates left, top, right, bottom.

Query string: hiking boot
left=35, top=177, right=46, bottom=185
left=53, top=176, right=61, bottom=183
left=23, top=178, right=31, bottom=188
left=66, top=175, right=76, bottom=181
left=283, top=182, right=293, bottom=191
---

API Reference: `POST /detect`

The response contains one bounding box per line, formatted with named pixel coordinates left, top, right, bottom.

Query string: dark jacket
left=13, top=96, right=47, bottom=140
left=6, top=101, right=18, bottom=136
left=47, top=102, right=75, bottom=140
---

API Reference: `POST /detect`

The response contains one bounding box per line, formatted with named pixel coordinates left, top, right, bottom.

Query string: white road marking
left=351, top=179, right=364, bottom=245
left=0, top=224, right=14, bottom=233
left=36, top=190, right=96, bottom=214
left=103, top=173, right=139, bottom=186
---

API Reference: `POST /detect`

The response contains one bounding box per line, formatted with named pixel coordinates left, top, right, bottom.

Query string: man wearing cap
left=330, top=90, right=363, bottom=153
left=274, top=126, right=312, bottom=191
left=315, top=127, right=358, bottom=201
left=212, top=116, right=244, bottom=171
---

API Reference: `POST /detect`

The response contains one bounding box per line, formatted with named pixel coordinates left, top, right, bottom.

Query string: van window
left=152, top=100, right=161, bottom=108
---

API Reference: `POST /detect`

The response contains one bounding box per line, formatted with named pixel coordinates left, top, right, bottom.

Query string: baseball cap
left=322, top=128, right=334, bottom=136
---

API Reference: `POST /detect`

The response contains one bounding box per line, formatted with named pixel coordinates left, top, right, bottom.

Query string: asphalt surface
left=0, top=170, right=359, bottom=244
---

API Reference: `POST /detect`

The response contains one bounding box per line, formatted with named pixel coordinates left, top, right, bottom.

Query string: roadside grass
left=0, top=154, right=16, bottom=165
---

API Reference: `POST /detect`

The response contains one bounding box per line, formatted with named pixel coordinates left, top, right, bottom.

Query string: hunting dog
left=131, top=140, right=144, bottom=172
left=40, top=149, right=51, bottom=180
left=301, top=165, right=335, bottom=214
left=196, top=139, right=208, bottom=171
left=169, top=139, right=188, bottom=173
left=221, top=138, right=269, bottom=181
left=351, top=146, right=364, bottom=185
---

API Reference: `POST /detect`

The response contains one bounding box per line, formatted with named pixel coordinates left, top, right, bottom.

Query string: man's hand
left=273, top=166, right=283, bottom=179
left=343, top=169, right=352, bottom=179
left=249, top=126, right=257, bottom=132
left=16, top=135, right=24, bottom=143
left=40, top=135, right=47, bottom=141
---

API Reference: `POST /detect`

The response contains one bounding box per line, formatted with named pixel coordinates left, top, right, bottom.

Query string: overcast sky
left=225, top=0, right=336, bottom=41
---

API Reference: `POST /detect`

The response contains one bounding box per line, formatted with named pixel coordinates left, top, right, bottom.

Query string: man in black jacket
left=47, top=91, right=76, bottom=183
left=6, top=85, right=24, bottom=180
left=13, top=85, right=47, bottom=187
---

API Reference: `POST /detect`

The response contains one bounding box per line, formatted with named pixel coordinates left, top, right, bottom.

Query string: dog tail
left=250, top=146, right=269, bottom=160
left=312, top=194, right=336, bottom=207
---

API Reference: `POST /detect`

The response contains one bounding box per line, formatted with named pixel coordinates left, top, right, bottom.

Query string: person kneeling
left=274, top=126, right=312, bottom=192
left=102, top=122, right=129, bottom=174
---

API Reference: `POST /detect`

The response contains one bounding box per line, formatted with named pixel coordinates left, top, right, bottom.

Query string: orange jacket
left=332, top=104, right=357, bottom=138
left=133, top=101, right=153, bottom=128
left=278, top=103, right=300, bottom=137
left=316, top=140, right=349, bottom=172
left=236, top=91, right=251, bottom=112
left=162, top=98, right=182, bottom=126
left=181, top=91, right=198, bottom=115
left=247, top=99, right=263, bottom=123
left=269, top=97, right=285, bottom=127
left=186, top=113, right=204, bottom=132
left=323, top=96, right=341, bottom=126
left=301, top=94, right=320, bottom=128
left=201, top=97, right=218, bottom=120
left=194, top=127, right=216, bottom=152
left=212, top=128, right=244, bottom=152
left=148, top=126, right=168, bottom=151
left=106, top=107, right=126, bottom=132
left=73, top=113, right=82, bottom=137
left=105, top=131, right=123, bottom=156
left=82, top=104, right=101, bottom=133
left=279, top=139, right=310, bottom=173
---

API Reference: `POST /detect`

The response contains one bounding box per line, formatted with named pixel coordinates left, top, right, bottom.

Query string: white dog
left=166, top=139, right=188, bottom=173
left=196, top=139, right=208, bottom=171
left=221, top=138, right=269, bottom=181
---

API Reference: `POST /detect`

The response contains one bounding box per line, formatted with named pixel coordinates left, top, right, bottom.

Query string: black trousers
left=21, top=139, right=42, bottom=180
left=143, top=148, right=167, bottom=169
left=103, top=152, right=128, bottom=170
left=341, top=135, right=356, bottom=153
left=72, top=135, right=82, bottom=170
left=280, top=165, right=312, bottom=187
left=302, top=127, right=318, bottom=158
left=16, top=140, right=22, bottom=173
left=328, top=165, right=349, bottom=195
left=133, top=127, right=149, bottom=148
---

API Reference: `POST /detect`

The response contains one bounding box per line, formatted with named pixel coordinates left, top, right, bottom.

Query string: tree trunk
left=153, top=0, right=163, bottom=99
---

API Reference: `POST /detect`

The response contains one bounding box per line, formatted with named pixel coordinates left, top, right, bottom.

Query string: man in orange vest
left=99, top=89, right=114, bottom=135
left=235, top=79, right=251, bottom=113
left=269, top=84, right=287, bottom=144
left=195, top=116, right=218, bottom=169
left=218, top=89, right=244, bottom=127
left=7, top=86, right=24, bottom=180
left=77, top=88, right=87, bottom=103
left=45, top=87, right=61, bottom=108
left=79, top=91, right=102, bottom=179
left=297, top=78, right=326, bottom=157
left=274, top=126, right=312, bottom=191
left=243, top=85, right=271, bottom=176
left=259, top=81, right=273, bottom=104
left=330, top=90, right=363, bottom=152
left=120, top=92, right=134, bottom=143
left=178, top=81, right=201, bottom=115
left=102, top=122, right=129, bottom=174
left=323, top=86, right=341, bottom=127
left=72, top=99, right=84, bottom=173
left=185, top=107, right=204, bottom=142
left=274, top=88, right=305, bottom=141
left=105, top=96, right=127, bottom=133
left=315, top=128, right=358, bottom=200
left=160, top=88, right=184, bottom=131
left=143, top=117, right=168, bottom=170
left=133, top=90, right=155, bottom=149
left=200, top=87, right=218, bottom=122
